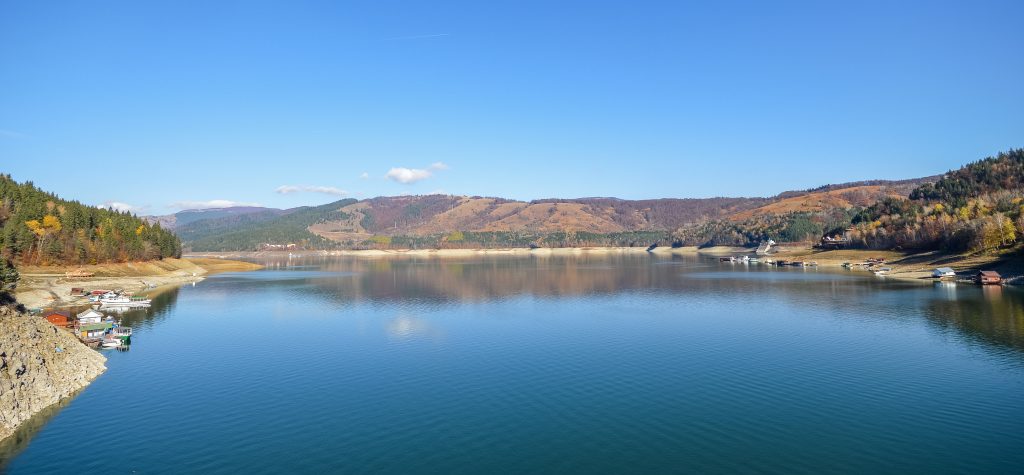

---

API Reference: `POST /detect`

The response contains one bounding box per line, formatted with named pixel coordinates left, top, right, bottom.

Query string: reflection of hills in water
left=255, top=254, right=911, bottom=302
left=113, top=287, right=181, bottom=329
left=242, top=254, right=1024, bottom=355
left=924, top=284, right=1024, bottom=352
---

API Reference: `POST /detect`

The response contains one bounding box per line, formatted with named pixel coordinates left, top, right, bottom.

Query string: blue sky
left=2, top=0, right=1022, bottom=215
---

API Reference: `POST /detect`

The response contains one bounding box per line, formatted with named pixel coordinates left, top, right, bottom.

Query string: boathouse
left=976, top=271, right=1002, bottom=285
left=77, top=309, right=104, bottom=324
left=932, top=267, right=956, bottom=278
left=43, top=310, right=71, bottom=327
left=79, top=322, right=112, bottom=341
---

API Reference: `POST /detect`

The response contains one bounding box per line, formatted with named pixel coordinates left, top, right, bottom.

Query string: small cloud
left=359, top=172, right=369, bottom=179
left=170, top=199, right=261, bottom=210
left=98, top=201, right=147, bottom=213
left=275, top=185, right=348, bottom=196
left=385, top=167, right=432, bottom=184
left=385, top=162, right=449, bottom=184
left=0, top=129, right=27, bottom=139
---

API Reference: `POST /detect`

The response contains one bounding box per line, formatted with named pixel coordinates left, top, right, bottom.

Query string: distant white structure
left=932, top=267, right=956, bottom=278
left=756, top=239, right=776, bottom=255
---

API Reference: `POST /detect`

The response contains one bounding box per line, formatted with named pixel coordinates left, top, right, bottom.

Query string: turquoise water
left=3, top=254, right=1024, bottom=474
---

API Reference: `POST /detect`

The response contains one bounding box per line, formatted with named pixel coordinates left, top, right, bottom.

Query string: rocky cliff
left=0, top=305, right=106, bottom=441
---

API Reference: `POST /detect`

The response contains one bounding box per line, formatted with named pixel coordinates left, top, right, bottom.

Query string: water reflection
left=229, top=254, right=1024, bottom=356
left=111, top=287, right=181, bottom=330
left=923, top=284, right=1024, bottom=352
left=7, top=254, right=1024, bottom=474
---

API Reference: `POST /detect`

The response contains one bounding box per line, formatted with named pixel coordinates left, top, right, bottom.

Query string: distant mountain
left=169, top=176, right=937, bottom=251
left=178, top=200, right=357, bottom=251
left=146, top=206, right=283, bottom=230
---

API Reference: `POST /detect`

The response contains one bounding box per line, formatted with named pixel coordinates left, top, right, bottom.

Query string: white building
left=76, top=309, right=104, bottom=324
left=932, top=267, right=956, bottom=278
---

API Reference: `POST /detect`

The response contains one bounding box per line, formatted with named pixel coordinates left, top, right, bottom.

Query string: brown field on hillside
left=302, top=178, right=932, bottom=244
left=729, top=185, right=906, bottom=221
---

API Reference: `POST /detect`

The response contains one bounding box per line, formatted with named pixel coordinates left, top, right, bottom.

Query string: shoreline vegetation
left=186, top=244, right=1022, bottom=284
left=15, top=257, right=262, bottom=310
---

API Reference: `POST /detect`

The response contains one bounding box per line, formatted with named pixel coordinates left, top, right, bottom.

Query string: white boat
left=100, top=295, right=151, bottom=307
left=100, top=337, right=123, bottom=348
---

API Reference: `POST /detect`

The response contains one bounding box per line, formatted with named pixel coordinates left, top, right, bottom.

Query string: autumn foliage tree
left=0, top=174, right=181, bottom=265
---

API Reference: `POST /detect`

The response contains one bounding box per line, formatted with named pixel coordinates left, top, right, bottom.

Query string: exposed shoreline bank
left=186, top=246, right=710, bottom=260
left=15, top=258, right=263, bottom=310
left=186, top=244, right=1020, bottom=284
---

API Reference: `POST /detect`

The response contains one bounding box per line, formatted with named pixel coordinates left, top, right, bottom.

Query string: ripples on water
left=3, top=254, right=1023, bottom=474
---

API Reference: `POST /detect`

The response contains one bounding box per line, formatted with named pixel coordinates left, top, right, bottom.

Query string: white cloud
left=359, top=172, right=369, bottom=179
left=385, top=162, right=449, bottom=184
left=385, top=167, right=433, bottom=184
left=98, top=201, right=146, bottom=213
left=275, top=185, right=349, bottom=196
left=170, top=199, right=261, bottom=210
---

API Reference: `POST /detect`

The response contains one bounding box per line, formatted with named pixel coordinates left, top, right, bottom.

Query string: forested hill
left=182, top=199, right=357, bottom=251
left=672, top=148, right=1024, bottom=251
left=846, top=148, right=1024, bottom=252
left=171, top=178, right=927, bottom=251
left=0, top=174, right=181, bottom=266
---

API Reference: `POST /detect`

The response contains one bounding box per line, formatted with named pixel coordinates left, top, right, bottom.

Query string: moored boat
left=110, top=326, right=133, bottom=340
left=100, top=295, right=152, bottom=307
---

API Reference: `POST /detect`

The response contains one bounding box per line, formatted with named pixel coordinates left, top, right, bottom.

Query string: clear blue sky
left=2, top=0, right=1022, bottom=214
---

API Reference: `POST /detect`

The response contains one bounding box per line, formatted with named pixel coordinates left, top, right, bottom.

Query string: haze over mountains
left=151, top=176, right=935, bottom=251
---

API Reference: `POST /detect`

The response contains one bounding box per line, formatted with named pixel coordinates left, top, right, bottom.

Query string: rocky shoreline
left=0, top=305, right=107, bottom=442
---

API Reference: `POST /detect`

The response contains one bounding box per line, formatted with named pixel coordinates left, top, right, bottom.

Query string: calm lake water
left=3, top=254, right=1024, bottom=474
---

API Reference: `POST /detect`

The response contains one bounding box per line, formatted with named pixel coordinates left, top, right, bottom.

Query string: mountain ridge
left=163, top=176, right=937, bottom=251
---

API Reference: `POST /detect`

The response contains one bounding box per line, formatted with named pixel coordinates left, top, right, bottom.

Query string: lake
left=3, top=253, right=1023, bottom=474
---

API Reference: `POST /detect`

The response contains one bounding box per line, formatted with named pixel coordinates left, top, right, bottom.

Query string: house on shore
left=78, top=322, right=112, bottom=341
left=818, top=236, right=850, bottom=249
left=77, top=309, right=104, bottom=325
left=932, top=267, right=956, bottom=279
left=43, top=310, right=71, bottom=327
left=755, top=240, right=776, bottom=255
left=976, top=271, right=1002, bottom=285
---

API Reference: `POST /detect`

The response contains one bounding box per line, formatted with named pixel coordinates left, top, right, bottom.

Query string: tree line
left=0, top=174, right=181, bottom=267
left=848, top=149, right=1024, bottom=253
left=669, top=149, right=1024, bottom=254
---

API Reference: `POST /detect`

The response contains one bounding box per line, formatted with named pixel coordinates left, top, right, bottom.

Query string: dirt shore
left=16, top=258, right=263, bottom=310
left=740, top=244, right=1023, bottom=283
left=187, top=247, right=680, bottom=260
left=185, top=244, right=1022, bottom=285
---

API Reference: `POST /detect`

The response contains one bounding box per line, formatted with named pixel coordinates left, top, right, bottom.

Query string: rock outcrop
left=0, top=305, right=106, bottom=441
